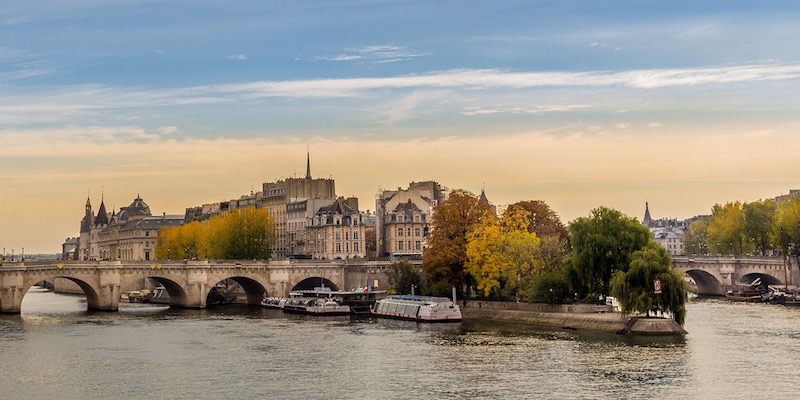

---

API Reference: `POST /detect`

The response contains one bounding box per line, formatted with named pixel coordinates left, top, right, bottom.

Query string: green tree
left=523, top=271, right=571, bottom=304
left=465, top=208, right=539, bottom=299
left=610, top=241, right=688, bottom=325
left=682, top=218, right=709, bottom=255
left=566, top=206, right=651, bottom=296
left=386, top=260, right=422, bottom=295
left=744, top=199, right=776, bottom=256
left=422, top=189, right=494, bottom=296
left=707, top=201, right=747, bottom=255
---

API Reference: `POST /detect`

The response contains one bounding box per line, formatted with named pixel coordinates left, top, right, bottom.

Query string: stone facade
left=307, top=197, right=367, bottom=260
left=79, top=195, right=183, bottom=261
left=375, top=181, right=447, bottom=257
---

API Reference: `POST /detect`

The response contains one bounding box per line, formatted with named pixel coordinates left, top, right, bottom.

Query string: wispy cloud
left=226, top=54, right=248, bottom=61
left=676, top=23, right=715, bottom=38
left=315, top=45, right=429, bottom=63
left=462, top=104, right=592, bottom=116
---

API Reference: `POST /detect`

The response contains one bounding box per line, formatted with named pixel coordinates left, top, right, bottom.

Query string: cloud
left=615, top=122, right=630, bottom=129
left=648, top=122, right=663, bottom=129
left=226, top=54, right=248, bottom=61
left=315, top=45, right=429, bottom=64
left=461, top=104, right=593, bottom=116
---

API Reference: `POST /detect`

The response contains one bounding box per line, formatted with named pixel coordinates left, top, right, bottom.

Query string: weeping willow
left=611, top=241, right=688, bottom=326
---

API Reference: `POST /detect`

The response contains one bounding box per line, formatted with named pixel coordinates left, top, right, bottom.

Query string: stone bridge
left=672, top=255, right=799, bottom=295
left=0, top=259, right=398, bottom=313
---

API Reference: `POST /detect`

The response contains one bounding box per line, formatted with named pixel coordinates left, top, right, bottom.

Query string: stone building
left=307, top=197, right=367, bottom=260
left=375, top=181, right=447, bottom=257
left=643, top=202, right=687, bottom=256
left=78, top=195, right=183, bottom=261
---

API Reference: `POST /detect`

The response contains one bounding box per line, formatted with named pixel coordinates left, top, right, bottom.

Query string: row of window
left=396, top=241, right=422, bottom=251
left=397, top=227, right=422, bottom=237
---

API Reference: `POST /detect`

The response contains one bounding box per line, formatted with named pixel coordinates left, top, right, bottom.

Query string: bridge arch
left=146, top=276, right=189, bottom=307
left=204, top=276, right=268, bottom=306
left=684, top=269, right=724, bottom=296
left=22, top=275, right=104, bottom=311
left=739, top=273, right=782, bottom=287
left=292, top=277, right=339, bottom=291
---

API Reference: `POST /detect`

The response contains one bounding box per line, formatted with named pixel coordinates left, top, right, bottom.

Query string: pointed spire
left=305, top=146, right=311, bottom=179
left=643, top=201, right=652, bottom=226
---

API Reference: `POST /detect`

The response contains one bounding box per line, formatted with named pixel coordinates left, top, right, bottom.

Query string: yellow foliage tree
left=156, top=207, right=275, bottom=260
left=466, top=208, right=539, bottom=298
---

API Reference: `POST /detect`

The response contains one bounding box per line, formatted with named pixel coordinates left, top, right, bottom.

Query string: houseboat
left=371, top=295, right=462, bottom=322
left=726, top=279, right=767, bottom=302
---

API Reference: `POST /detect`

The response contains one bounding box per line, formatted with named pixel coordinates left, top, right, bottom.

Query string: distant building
left=61, top=237, right=79, bottom=260
left=306, top=197, right=367, bottom=260
left=79, top=194, right=183, bottom=261
left=375, top=181, right=447, bottom=257
left=642, top=202, right=687, bottom=256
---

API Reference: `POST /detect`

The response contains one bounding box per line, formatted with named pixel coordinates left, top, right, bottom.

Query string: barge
left=371, top=295, right=462, bottom=322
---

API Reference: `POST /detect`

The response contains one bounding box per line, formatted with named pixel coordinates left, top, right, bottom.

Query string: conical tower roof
left=643, top=202, right=652, bottom=226
left=94, top=198, right=109, bottom=226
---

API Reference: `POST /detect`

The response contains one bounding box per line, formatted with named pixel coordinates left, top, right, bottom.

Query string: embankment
left=462, top=300, right=686, bottom=336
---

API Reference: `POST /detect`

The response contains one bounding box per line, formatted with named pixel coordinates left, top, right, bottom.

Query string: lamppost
left=21, top=247, right=24, bottom=262
left=167, top=248, right=171, bottom=261
left=205, top=246, right=208, bottom=260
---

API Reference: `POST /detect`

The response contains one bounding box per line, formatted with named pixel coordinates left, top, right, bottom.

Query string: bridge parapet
left=672, top=255, right=796, bottom=295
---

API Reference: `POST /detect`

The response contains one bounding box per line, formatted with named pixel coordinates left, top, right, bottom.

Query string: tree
left=156, top=207, right=276, bottom=260
left=771, top=196, right=800, bottom=258
left=386, top=260, right=422, bottom=295
left=364, top=228, right=377, bottom=259
left=707, top=201, right=747, bottom=255
left=422, top=189, right=494, bottom=296
left=744, top=199, right=776, bottom=256
left=506, top=200, right=569, bottom=242
left=465, top=208, right=539, bottom=299
left=566, top=206, right=651, bottom=296
left=610, top=241, right=688, bottom=325
left=682, top=218, right=709, bottom=255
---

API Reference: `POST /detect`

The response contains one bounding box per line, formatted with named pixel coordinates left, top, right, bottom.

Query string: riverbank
left=462, top=300, right=687, bottom=336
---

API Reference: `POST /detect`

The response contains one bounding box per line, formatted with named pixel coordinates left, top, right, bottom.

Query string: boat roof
left=290, top=289, right=388, bottom=296
left=384, top=295, right=453, bottom=303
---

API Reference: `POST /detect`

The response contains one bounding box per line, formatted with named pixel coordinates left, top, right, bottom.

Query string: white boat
left=289, top=287, right=387, bottom=314
left=150, top=286, right=170, bottom=304
left=281, top=297, right=351, bottom=316
left=260, top=294, right=285, bottom=309
left=371, top=295, right=462, bottom=322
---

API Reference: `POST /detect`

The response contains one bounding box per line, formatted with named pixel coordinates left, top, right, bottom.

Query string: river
left=1, top=288, right=799, bottom=399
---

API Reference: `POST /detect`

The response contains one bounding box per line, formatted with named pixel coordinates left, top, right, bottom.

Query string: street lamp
left=167, top=248, right=171, bottom=260
left=21, top=247, right=24, bottom=262
left=205, top=246, right=208, bottom=260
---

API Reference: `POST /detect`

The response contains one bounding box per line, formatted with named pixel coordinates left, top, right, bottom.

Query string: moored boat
left=726, top=280, right=766, bottom=302
left=371, top=295, right=462, bottom=322
left=288, top=287, right=387, bottom=314
left=150, top=286, right=169, bottom=304
left=260, top=294, right=286, bottom=309
left=282, top=297, right=352, bottom=316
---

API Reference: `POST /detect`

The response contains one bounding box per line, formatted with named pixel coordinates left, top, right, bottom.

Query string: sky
left=2, top=0, right=800, bottom=254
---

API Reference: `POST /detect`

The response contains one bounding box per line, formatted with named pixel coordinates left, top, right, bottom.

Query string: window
left=354, top=242, right=359, bottom=252
left=397, top=228, right=403, bottom=237
left=414, top=215, right=420, bottom=223
left=415, top=241, right=421, bottom=250
left=415, top=228, right=421, bottom=237
left=398, top=241, right=404, bottom=251
left=353, top=230, right=359, bottom=240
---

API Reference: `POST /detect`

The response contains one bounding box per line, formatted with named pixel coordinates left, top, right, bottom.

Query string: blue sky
left=2, top=1, right=800, bottom=253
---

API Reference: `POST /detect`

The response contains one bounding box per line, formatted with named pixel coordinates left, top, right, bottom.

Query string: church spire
left=305, top=146, right=311, bottom=179
left=643, top=201, right=652, bottom=226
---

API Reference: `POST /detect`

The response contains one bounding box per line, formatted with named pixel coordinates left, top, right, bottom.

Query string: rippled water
left=2, top=289, right=800, bottom=399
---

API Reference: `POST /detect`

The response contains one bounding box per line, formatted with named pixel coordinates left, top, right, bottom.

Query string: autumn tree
left=706, top=201, right=748, bottom=255
left=465, top=208, right=539, bottom=299
left=743, top=199, right=776, bottom=256
left=566, top=206, right=651, bottom=297
left=422, top=189, right=494, bottom=297
left=506, top=200, right=569, bottom=242
left=771, top=195, right=800, bottom=257
left=156, top=207, right=275, bottom=260
left=611, top=241, right=688, bottom=325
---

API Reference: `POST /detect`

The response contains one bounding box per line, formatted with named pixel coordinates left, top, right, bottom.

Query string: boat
left=281, top=297, right=352, bottom=316
left=122, top=289, right=151, bottom=303
left=726, top=279, right=766, bottom=302
left=371, top=295, right=462, bottom=322
left=260, top=294, right=285, bottom=309
left=288, top=286, right=387, bottom=314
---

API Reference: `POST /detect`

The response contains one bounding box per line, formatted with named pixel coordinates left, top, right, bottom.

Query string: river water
left=2, top=288, right=799, bottom=399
